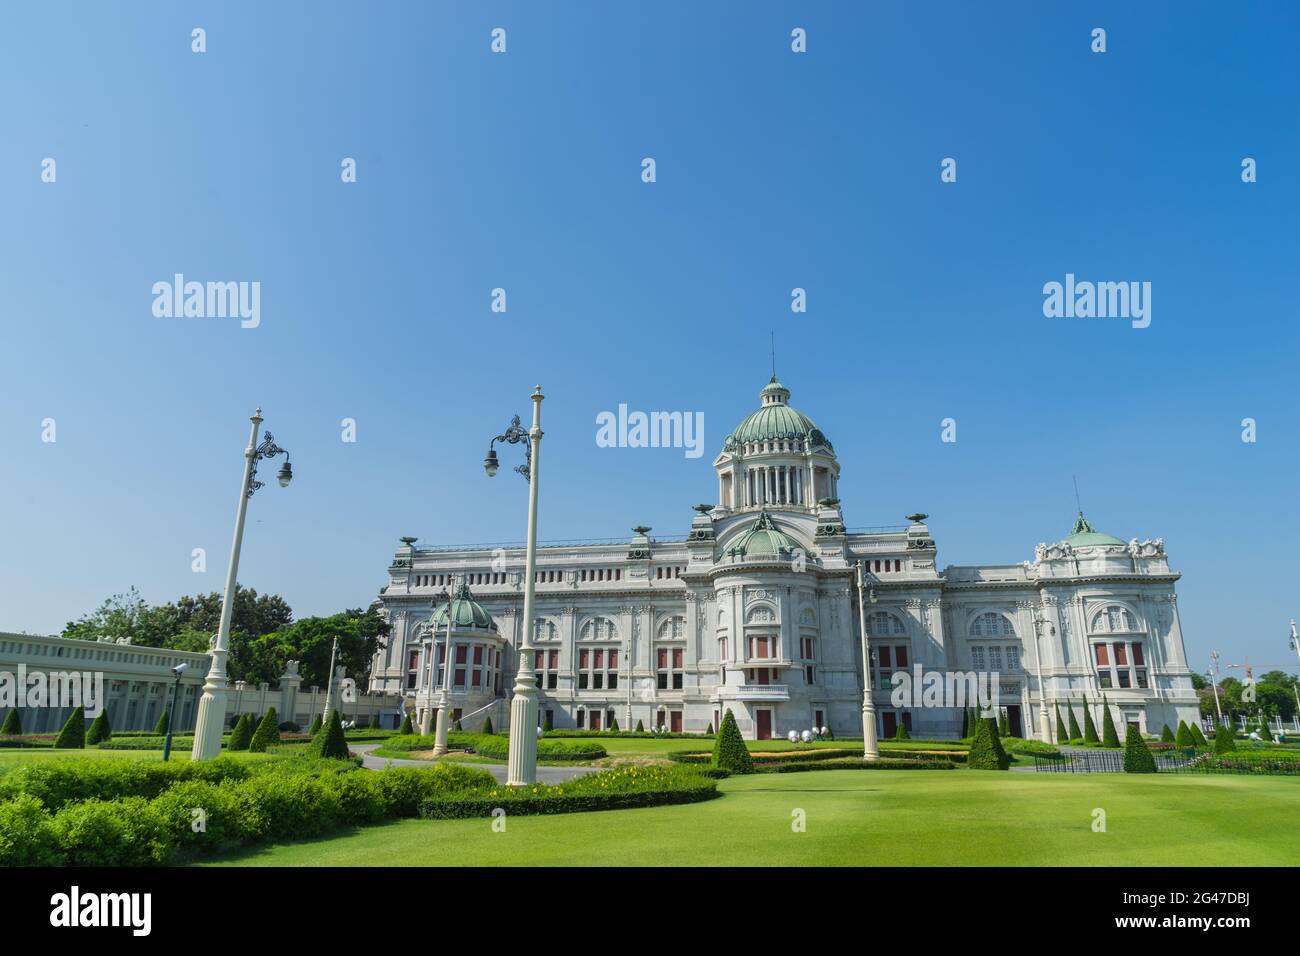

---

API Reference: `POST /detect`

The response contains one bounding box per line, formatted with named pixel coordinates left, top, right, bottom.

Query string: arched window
left=657, top=615, right=686, bottom=640
left=970, top=612, right=1016, bottom=638
left=580, top=617, right=619, bottom=641
left=865, top=611, right=907, bottom=637
left=1091, top=606, right=1137, bottom=633
left=533, top=618, right=558, bottom=642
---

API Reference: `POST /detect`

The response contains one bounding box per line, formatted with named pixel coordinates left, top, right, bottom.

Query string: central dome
left=1063, top=511, right=1126, bottom=548
left=723, top=509, right=800, bottom=561
left=723, top=377, right=833, bottom=451
left=431, top=582, right=498, bottom=631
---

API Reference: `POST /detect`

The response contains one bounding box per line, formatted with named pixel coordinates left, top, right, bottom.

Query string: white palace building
left=369, top=377, right=1202, bottom=741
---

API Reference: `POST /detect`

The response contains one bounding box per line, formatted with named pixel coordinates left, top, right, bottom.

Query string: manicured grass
left=0, top=748, right=275, bottom=768
left=200, top=768, right=1300, bottom=867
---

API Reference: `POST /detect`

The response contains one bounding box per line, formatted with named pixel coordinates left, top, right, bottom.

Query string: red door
left=883, top=712, right=897, bottom=739
left=670, top=711, right=683, bottom=733
left=589, top=711, right=602, bottom=731
left=756, top=709, right=772, bottom=740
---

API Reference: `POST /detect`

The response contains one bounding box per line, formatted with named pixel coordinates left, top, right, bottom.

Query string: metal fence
left=1032, top=748, right=1300, bottom=775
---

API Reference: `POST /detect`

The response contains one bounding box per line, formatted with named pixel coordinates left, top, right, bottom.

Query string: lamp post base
left=862, top=698, right=879, bottom=761
left=431, top=704, right=450, bottom=757
left=191, top=684, right=228, bottom=762
left=506, top=686, right=539, bottom=786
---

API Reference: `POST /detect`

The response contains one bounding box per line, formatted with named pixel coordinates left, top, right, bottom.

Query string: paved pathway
left=350, top=743, right=598, bottom=784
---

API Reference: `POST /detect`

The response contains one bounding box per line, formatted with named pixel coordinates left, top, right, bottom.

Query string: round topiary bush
left=711, top=710, right=753, bottom=774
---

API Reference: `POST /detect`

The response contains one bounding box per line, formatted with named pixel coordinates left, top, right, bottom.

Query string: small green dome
left=723, top=377, right=832, bottom=451
left=724, top=509, right=800, bottom=560
left=432, top=582, right=498, bottom=631
left=1063, top=511, right=1126, bottom=548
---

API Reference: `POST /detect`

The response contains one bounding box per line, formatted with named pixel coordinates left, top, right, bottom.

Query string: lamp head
left=484, top=448, right=500, bottom=477
left=172, top=663, right=188, bottom=677
left=277, top=461, right=293, bottom=487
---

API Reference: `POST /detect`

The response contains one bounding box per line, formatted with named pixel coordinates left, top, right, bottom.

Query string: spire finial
left=1072, top=475, right=1083, bottom=515
left=770, top=332, right=776, bottom=379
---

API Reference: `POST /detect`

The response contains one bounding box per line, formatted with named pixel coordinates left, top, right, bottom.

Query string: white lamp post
left=192, top=408, right=292, bottom=761
left=431, top=587, right=456, bottom=756
left=485, top=388, right=544, bottom=786
left=1209, top=650, right=1225, bottom=725
left=854, top=560, right=880, bottom=760
left=1032, top=611, right=1055, bottom=743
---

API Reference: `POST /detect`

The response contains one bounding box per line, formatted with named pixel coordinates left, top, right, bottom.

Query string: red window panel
left=594, top=649, right=604, bottom=669
left=473, top=647, right=484, bottom=665
left=672, top=648, right=683, bottom=669
left=455, top=645, right=468, bottom=664
left=454, top=668, right=465, bottom=686
left=879, top=647, right=892, bottom=669
left=1132, top=644, right=1144, bottom=666
left=608, top=649, right=618, bottom=669
left=534, top=650, right=544, bottom=669
left=1114, top=643, right=1128, bottom=665
left=895, top=645, right=909, bottom=668
left=548, top=650, right=559, bottom=668
left=579, top=649, right=590, bottom=669
left=1094, top=644, right=1109, bottom=665
left=657, top=648, right=668, bottom=669
left=407, top=651, right=420, bottom=670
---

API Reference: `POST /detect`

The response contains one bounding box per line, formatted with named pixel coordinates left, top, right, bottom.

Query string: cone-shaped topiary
left=2, top=709, right=23, bottom=735
left=1123, top=723, right=1157, bottom=773
left=967, top=707, right=979, bottom=739
left=609, top=716, right=619, bottom=732
left=481, top=716, right=494, bottom=736
left=247, top=708, right=281, bottom=753
left=1082, top=702, right=1100, bottom=744
left=307, top=709, right=350, bottom=760
left=960, top=708, right=969, bottom=738
left=1189, top=722, right=1207, bottom=747
left=1067, top=705, right=1082, bottom=741
left=637, top=719, right=646, bottom=732
left=1214, top=721, right=1236, bottom=754
left=399, top=712, right=413, bottom=735
left=308, top=712, right=323, bottom=736
left=227, top=713, right=254, bottom=751
left=152, top=710, right=169, bottom=737
left=895, top=719, right=910, bottom=740
left=998, top=709, right=1010, bottom=737
left=1175, top=720, right=1195, bottom=748
left=711, top=709, right=753, bottom=774
left=967, top=717, right=1010, bottom=770
left=1160, top=724, right=1175, bottom=742
left=543, top=712, right=553, bottom=732
left=1054, top=705, right=1068, bottom=744
left=1101, top=697, right=1120, bottom=747
left=54, top=706, right=86, bottom=749
left=824, top=726, right=834, bottom=740
left=453, top=718, right=463, bottom=731
left=85, top=711, right=112, bottom=745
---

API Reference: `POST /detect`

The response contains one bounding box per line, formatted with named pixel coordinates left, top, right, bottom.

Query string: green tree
left=1189, top=722, right=1207, bottom=747
left=54, top=707, right=86, bottom=749
left=85, top=711, right=112, bottom=745
left=453, top=718, right=463, bottom=731
left=967, top=707, right=979, bottom=739
left=308, top=712, right=323, bottom=736
left=1122, top=723, right=1157, bottom=773
left=1067, top=705, right=1082, bottom=741
left=637, top=719, right=646, bottom=732
left=1159, top=724, right=1175, bottom=742
left=711, top=709, right=753, bottom=774
left=153, top=710, right=170, bottom=736
left=1175, top=720, right=1194, bottom=748
left=244, top=604, right=390, bottom=690
left=1214, top=721, right=1236, bottom=754
left=967, top=717, right=1010, bottom=770
left=247, top=708, right=281, bottom=753
left=399, top=712, right=413, bottom=735
left=0, top=710, right=21, bottom=735
left=1190, top=672, right=1208, bottom=691
left=895, top=718, right=911, bottom=740
left=307, top=710, right=350, bottom=760
left=227, top=713, right=254, bottom=751
left=1082, top=702, right=1099, bottom=744
left=1054, top=704, right=1068, bottom=744
left=1101, top=697, right=1121, bottom=747
left=608, top=716, right=620, bottom=732
left=481, top=716, right=494, bottom=735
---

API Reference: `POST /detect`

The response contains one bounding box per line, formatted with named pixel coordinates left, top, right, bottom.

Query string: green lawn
left=0, top=748, right=275, bottom=768
left=200, top=768, right=1300, bottom=867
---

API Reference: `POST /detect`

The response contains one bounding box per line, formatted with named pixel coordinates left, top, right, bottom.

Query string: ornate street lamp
left=1031, top=611, right=1055, bottom=743
left=854, top=560, right=880, bottom=760
left=162, top=663, right=187, bottom=762
left=485, top=387, right=544, bottom=786
left=192, top=409, right=293, bottom=761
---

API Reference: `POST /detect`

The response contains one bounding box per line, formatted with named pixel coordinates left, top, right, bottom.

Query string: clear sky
left=2, top=2, right=1297, bottom=679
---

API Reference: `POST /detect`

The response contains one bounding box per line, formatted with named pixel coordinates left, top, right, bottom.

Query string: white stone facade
left=371, top=379, right=1201, bottom=741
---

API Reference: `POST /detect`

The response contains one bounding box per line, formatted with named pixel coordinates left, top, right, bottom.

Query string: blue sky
left=2, top=2, right=1297, bottom=678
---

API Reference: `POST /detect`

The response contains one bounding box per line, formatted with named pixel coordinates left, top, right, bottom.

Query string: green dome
left=431, top=582, right=498, bottom=631
left=724, top=510, right=800, bottom=560
left=1063, top=511, right=1126, bottom=548
left=723, top=377, right=832, bottom=451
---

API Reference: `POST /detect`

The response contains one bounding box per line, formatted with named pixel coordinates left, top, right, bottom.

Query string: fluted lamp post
left=1032, top=612, right=1055, bottom=743
left=431, top=588, right=455, bottom=755
left=485, top=388, right=543, bottom=786
left=192, top=409, right=292, bottom=761
left=854, top=560, right=880, bottom=760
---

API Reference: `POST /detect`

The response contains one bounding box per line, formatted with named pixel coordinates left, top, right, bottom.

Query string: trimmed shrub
left=53, top=796, right=170, bottom=866
left=1160, top=724, right=1175, bottom=743
left=967, top=717, right=1010, bottom=770
left=1082, top=703, right=1100, bottom=744
left=1214, top=722, right=1236, bottom=754
left=472, top=735, right=606, bottom=762
left=1175, top=721, right=1195, bottom=748
left=543, top=712, right=553, bottom=732
left=227, top=713, right=254, bottom=751
left=1101, top=698, right=1120, bottom=747
left=54, top=707, right=86, bottom=749
left=711, top=709, right=753, bottom=774
left=398, top=712, right=414, bottom=735
left=85, top=711, right=112, bottom=746
left=481, top=717, right=494, bottom=736
left=153, top=710, right=169, bottom=736
left=308, top=710, right=350, bottom=761
left=608, top=716, right=620, bottom=732
left=0, top=794, right=65, bottom=866
left=247, top=708, right=281, bottom=753
left=1123, top=723, right=1157, bottom=773
left=1067, top=706, right=1082, bottom=741
left=1189, top=722, right=1207, bottom=747
left=1054, top=705, right=1068, bottom=744
left=278, top=721, right=300, bottom=733
left=637, top=720, right=646, bottom=732
left=308, top=713, right=323, bottom=736
left=895, top=720, right=911, bottom=740
left=997, top=710, right=1010, bottom=737
left=1, top=709, right=22, bottom=736
left=0, top=756, right=253, bottom=811
left=454, top=719, right=463, bottom=731
left=824, top=726, right=834, bottom=741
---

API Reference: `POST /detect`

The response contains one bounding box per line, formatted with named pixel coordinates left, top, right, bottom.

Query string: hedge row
left=0, top=756, right=255, bottom=811
left=0, top=760, right=498, bottom=866
left=472, top=735, right=607, bottom=762
left=418, top=766, right=718, bottom=819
